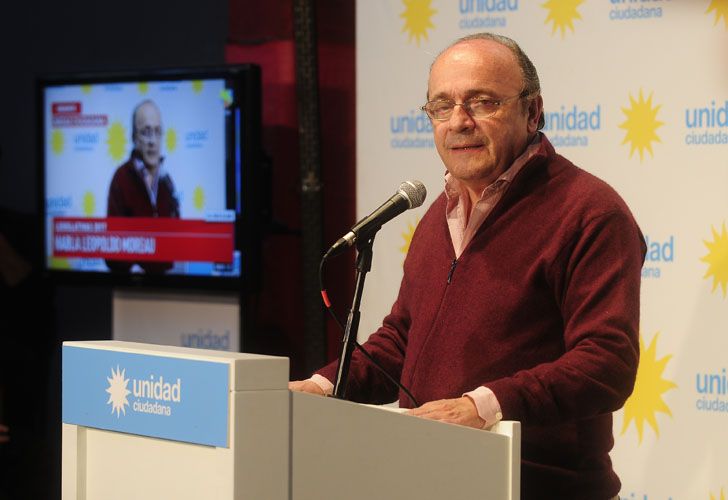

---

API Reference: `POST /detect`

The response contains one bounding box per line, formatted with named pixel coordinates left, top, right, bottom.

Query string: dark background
left=0, top=0, right=355, bottom=497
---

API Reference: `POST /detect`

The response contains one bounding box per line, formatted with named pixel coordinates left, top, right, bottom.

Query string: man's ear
left=527, top=94, right=544, bottom=134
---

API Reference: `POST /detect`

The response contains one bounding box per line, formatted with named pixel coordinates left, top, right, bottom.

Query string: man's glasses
left=138, top=126, right=162, bottom=140
left=421, top=92, right=527, bottom=121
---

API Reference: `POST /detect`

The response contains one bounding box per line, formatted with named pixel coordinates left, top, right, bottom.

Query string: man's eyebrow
left=427, top=88, right=497, bottom=101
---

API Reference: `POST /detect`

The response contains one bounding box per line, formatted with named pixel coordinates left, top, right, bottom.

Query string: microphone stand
left=332, top=234, right=375, bottom=400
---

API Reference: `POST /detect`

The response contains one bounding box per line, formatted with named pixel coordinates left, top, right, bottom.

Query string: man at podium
left=291, top=33, right=644, bottom=500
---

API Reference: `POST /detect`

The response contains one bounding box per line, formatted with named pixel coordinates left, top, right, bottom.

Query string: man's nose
left=448, top=104, right=476, bottom=131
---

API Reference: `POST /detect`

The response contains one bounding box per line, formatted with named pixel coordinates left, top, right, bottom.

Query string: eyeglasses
left=421, top=92, right=527, bottom=121
left=138, top=126, right=162, bottom=140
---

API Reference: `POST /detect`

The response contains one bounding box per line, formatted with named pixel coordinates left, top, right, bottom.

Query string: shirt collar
left=132, top=153, right=166, bottom=178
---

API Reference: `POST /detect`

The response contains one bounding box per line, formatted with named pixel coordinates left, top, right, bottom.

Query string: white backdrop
left=356, top=1, right=728, bottom=498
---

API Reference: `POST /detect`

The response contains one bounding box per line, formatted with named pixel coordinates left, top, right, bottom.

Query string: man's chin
left=143, top=156, right=161, bottom=169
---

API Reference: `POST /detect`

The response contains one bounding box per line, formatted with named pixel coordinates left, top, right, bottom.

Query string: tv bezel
left=37, top=64, right=263, bottom=292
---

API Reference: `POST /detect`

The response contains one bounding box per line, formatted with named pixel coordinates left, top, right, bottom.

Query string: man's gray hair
left=434, top=33, right=545, bottom=130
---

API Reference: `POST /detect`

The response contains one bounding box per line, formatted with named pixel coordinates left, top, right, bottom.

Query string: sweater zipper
left=447, top=258, right=458, bottom=284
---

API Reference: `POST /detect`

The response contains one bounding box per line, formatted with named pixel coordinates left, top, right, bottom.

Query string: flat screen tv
left=39, top=65, right=263, bottom=290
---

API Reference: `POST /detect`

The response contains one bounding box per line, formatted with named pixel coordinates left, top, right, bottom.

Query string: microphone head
left=398, top=180, right=427, bottom=208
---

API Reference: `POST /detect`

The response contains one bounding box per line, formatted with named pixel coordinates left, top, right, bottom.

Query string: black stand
left=332, top=235, right=375, bottom=400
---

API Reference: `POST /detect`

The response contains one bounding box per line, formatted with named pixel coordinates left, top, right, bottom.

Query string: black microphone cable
left=319, top=256, right=420, bottom=408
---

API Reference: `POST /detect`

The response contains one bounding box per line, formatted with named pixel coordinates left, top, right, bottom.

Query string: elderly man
left=106, top=99, right=179, bottom=273
left=292, top=33, right=644, bottom=499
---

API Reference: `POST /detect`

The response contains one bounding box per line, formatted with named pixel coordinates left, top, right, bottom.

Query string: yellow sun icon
left=51, top=129, right=65, bottom=155
left=542, top=0, right=583, bottom=38
left=399, top=218, right=420, bottom=258
left=711, top=488, right=727, bottom=500
left=707, top=0, right=728, bottom=29
left=193, top=186, right=205, bottom=211
left=166, top=128, right=178, bottom=153
left=219, top=89, right=233, bottom=108
left=106, top=121, right=128, bottom=162
left=192, top=80, right=204, bottom=93
left=49, top=256, right=71, bottom=269
left=621, top=332, right=677, bottom=444
left=400, top=0, right=436, bottom=46
left=80, top=84, right=93, bottom=94
left=619, top=89, right=664, bottom=162
left=138, top=82, right=149, bottom=94
left=701, top=222, right=728, bottom=297
left=82, top=191, right=96, bottom=216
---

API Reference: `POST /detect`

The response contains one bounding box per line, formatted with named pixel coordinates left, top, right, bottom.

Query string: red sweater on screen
left=318, top=136, right=646, bottom=499
left=106, top=153, right=180, bottom=273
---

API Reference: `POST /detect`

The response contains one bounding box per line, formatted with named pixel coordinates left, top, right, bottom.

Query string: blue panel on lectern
left=62, top=345, right=229, bottom=447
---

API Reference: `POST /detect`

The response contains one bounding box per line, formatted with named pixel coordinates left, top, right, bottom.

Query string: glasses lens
left=467, top=99, right=500, bottom=118
left=426, top=101, right=453, bottom=120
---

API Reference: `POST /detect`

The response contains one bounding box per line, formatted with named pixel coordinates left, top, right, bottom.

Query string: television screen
left=39, top=65, right=262, bottom=289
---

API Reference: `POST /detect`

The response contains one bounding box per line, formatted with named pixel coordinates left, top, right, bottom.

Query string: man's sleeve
left=107, top=172, right=124, bottom=217
left=485, top=209, right=646, bottom=424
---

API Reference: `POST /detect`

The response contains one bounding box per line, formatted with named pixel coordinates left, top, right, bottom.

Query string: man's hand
left=408, top=396, right=485, bottom=429
left=288, top=380, right=325, bottom=396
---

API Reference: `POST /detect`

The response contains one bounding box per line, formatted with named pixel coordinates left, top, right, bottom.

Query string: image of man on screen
left=290, top=33, right=645, bottom=500
left=106, top=99, right=179, bottom=273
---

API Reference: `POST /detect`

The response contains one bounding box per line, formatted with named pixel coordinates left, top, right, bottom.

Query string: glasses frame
left=421, top=91, right=530, bottom=121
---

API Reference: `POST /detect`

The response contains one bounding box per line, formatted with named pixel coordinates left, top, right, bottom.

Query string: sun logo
left=619, top=89, right=664, bottom=162
left=192, top=80, right=204, bottom=93
left=542, top=0, right=583, bottom=38
left=166, top=128, right=178, bottom=153
left=106, top=366, right=131, bottom=418
left=51, top=129, right=65, bottom=155
left=80, top=84, right=93, bottom=94
left=82, top=191, right=96, bottom=216
left=106, top=121, right=128, bottom=162
left=49, top=256, right=71, bottom=269
left=219, top=89, right=233, bottom=108
left=138, top=82, right=149, bottom=94
left=621, top=332, right=677, bottom=444
left=711, top=488, right=727, bottom=500
left=399, top=218, right=419, bottom=258
left=700, top=222, right=728, bottom=298
left=707, top=0, right=728, bottom=29
left=400, top=0, right=436, bottom=46
left=193, top=186, right=205, bottom=211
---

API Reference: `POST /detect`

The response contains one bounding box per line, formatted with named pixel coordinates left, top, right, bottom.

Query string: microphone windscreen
left=398, top=180, right=427, bottom=208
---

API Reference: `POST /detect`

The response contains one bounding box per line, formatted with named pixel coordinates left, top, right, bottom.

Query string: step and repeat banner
left=356, top=1, right=727, bottom=498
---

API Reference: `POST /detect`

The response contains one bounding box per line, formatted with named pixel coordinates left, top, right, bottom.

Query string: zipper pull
left=447, top=258, right=458, bottom=284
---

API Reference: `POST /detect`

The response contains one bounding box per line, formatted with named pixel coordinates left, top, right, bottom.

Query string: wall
left=356, top=1, right=728, bottom=498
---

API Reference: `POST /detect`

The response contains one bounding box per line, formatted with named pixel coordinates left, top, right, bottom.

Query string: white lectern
left=62, top=341, right=520, bottom=500
left=291, top=392, right=521, bottom=500
left=61, top=341, right=289, bottom=500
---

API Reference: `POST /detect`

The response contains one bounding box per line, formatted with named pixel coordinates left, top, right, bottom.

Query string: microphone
left=324, top=180, right=427, bottom=259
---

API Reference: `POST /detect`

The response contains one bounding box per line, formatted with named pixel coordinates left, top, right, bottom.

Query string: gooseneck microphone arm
left=332, top=235, right=375, bottom=400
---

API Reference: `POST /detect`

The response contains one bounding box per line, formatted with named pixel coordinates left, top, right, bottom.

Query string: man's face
left=133, top=102, right=163, bottom=169
left=427, top=39, right=542, bottom=190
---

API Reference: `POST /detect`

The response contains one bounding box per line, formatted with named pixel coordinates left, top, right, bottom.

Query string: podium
left=62, top=341, right=520, bottom=499
left=291, top=392, right=520, bottom=500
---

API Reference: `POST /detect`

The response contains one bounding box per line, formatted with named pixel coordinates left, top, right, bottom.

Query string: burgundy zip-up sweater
left=318, top=136, right=646, bottom=499
left=105, top=152, right=179, bottom=273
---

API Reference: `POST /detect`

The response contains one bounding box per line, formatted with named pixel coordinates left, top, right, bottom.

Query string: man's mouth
left=450, top=144, right=483, bottom=151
